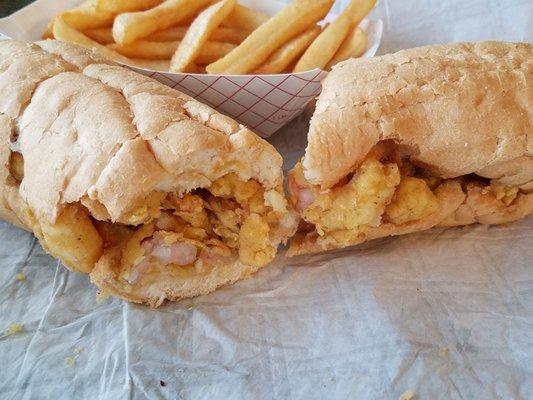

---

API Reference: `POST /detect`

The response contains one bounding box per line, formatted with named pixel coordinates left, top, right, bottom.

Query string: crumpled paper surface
left=1, top=0, right=532, bottom=399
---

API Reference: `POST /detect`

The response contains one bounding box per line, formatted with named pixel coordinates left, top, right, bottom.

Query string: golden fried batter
left=303, top=158, right=400, bottom=234
left=35, top=204, right=104, bottom=273
left=117, top=174, right=281, bottom=284
left=385, top=177, right=438, bottom=225
left=489, top=181, right=518, bottom=206
left=239, top=213, right=275, bottom=267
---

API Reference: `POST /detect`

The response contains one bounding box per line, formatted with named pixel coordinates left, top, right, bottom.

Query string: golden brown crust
left=477, top=156, right=533, bottom=191
left=304, top=42, right=532, bottom=190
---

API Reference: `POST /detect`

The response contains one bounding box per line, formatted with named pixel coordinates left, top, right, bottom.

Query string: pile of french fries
left=44, top=0, right=376, bottom=74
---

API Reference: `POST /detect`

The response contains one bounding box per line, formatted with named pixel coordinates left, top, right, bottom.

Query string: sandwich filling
left=103, top=173, right=289, bottom=286
left=9, top=148, right=289, bottom=285
left=288, top=140, right=522, bottom=252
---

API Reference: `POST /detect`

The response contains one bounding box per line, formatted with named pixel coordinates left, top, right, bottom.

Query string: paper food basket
left=0, top=0, right=382, bottom=137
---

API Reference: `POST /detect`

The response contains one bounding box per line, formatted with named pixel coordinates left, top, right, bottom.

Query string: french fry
left=177, top=13, right=198, bottom=27
left=95, top=0, right=163, bottom=13
left=325, top=27, right=367, bottom=69
left=293, top=0, right=376, bottom=72
left=130, top=58, right=170, bottom=71
left=342, top=0, right=378, bottom=25
left=88, top=25, right=249, bottom=45
left=146, top=26, right=187, bottom=41
left=293, top=14, right=351, bottom=72
left=194, top=42, right=236, bottom=64
left=112, top=0, right=213, bottom=45
left=207, top=0, right=335, bottom=75
left=81, top=12, right=223, bottom=45
left=59, top=1, right=116, bottom=31
left=209, top=27, right=250, bottom=44
left=254, top=26, right=321, bottom=74
left=184, top=62, right=201, bottom=73
left=170, top=0, right=236, bottom=72
left=108, top=40, right=179, bottom=59
left=146, top=26, right=249, bottom=44
left=53, top=17, right=131, bottom=64
left=283, top=61, right=298, bottom=73
left=147, top=26, right=190, bottom=41
left=85, top=27, right=115, bottom=44
left=54, top=17, right=174, bottom=71
left=222, top=4, right=269, bottom=31
left=109, top=40, right=235, bottom=63
left=42, top=23, right=54, bottom=40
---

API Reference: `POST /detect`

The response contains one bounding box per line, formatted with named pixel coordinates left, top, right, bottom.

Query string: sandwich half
left=288, top=42, right=532, bottom=256
left=0, top=39, right=297, bottom=306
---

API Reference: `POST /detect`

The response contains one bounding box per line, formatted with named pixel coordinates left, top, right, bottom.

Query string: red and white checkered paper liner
left=123, top=16, right=382, bottom=138
left=0, top=0, right=383, bottom=137
left=127, top=67, right=327, bottom=137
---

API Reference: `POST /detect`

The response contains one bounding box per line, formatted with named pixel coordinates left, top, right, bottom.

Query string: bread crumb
left=96, top=290, right=109, bottom=304
left=65, top=348, right=84, bottom=367
left=65, top=357, right=76, bottom=367
left=15, top=273, right=26, bottom=282
left=399, top=390, right=415, bottom=400
left=5, top=323, right=23, bottom=336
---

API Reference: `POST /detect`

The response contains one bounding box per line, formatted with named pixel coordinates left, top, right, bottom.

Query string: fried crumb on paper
left=64, top=357, right=76, bottom=367
left=3, top=323, right=23, bottom=336
left=95, top=290, right=109, bottom=304
left=65, top=347, right=84, bottom=366
left=14, top=273, right=26, bottom=281
left=399, top=389, right=415, bottom=400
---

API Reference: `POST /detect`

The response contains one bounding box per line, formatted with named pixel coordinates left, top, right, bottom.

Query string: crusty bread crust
left=0, top=39, right=295, bottom=304
left=0, top=41, right=283, bottom=224
left=303, top=42, right=532, bottom=190
left=0, top=114, right=28, bottom=230
left=36, top=39, right=114, bottom=70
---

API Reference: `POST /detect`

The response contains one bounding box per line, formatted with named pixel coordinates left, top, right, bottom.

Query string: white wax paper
left=1, top=1, right=532, bottom=399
